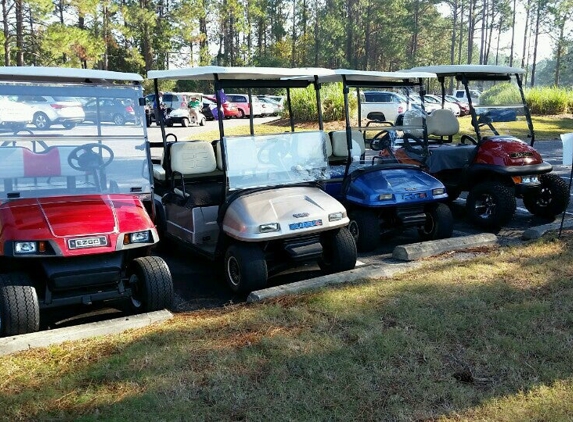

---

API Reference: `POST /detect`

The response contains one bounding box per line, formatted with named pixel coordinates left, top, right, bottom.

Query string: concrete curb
left=522, top=219, right=573, bottom=240
left=392, top=233, right=499, bottom=261
left=0, top=309, right=173, bottom=356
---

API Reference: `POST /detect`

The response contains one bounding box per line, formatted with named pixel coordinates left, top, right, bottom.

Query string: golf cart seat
left=365, top=112, right=393, bottom=127
left=328, top=130, right=367, bottom=178
left=169, top=141, right=224, bottom=206
left=427, top=109, right=459, bottom=143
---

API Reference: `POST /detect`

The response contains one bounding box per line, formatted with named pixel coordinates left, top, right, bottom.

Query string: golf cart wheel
left=225, top=243, right=268, bottom=293
left=181, top=117, right=189, bottom=127
left=0, top=273, right=40, bottom=336
left=418, top=203, right=454, bottom=241
left=466, top=182, right=516, bottom=229
left=128, top=256, right=174, bottom=312
left=348, top=209, right=380, bottom=252
left=445, top=187, right=462, bottom=202
left=199, top=117, right=206, bottom=126
left=318, top=228, right=357, bottom=274
left=523, top=173, right=570, bottom=219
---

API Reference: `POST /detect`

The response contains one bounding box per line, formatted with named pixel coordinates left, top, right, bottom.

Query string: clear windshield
left=223, top=131, right=329, bottom=190
left=463, top=74, right=532, bottom=141
left=0, top=81, right=150, bottom=200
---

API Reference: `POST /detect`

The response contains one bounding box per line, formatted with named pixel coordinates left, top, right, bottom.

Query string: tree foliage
left=0, top=0, right=572, bottom=88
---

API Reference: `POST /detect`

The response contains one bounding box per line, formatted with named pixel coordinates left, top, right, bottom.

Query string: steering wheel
left=68, top=143, right=114, bottom=171
left=257, top=139, right=291, bottom=164
left=370, top=129, right=395, bottom=151
left=460, top=134, right=478, bottom=145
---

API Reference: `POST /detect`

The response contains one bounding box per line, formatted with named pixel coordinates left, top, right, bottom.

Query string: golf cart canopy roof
left=148, top=66, right=335, bottom=88
left=315, top=69, right=436, bottom=85
left=408, top=65, right=525, bottom=80
left=0, top=66, right=143, bottom=84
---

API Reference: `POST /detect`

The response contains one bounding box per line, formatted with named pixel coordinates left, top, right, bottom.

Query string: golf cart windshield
left=224, top=130, right=329, bottom=191
left=0, top=80, right=150, bottom=200
left=468, top=74, right=532, bottom=140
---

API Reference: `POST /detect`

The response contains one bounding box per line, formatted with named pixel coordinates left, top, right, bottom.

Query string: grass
left=2, top=233, right=573, bottom=421
left=188, top=114, right=573, bottom=143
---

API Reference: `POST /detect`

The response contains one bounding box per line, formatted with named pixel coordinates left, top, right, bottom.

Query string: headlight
left=14, top=241, right=37, bottom=254
left=379, top=193, right=393, bottom=201
left=123, top=230, right=151, bottom=245
left=432, top=188, right=445, bottom=196
left=329, top=212, right=344, bottom=222
left=259, top=223, right=280, bottom=233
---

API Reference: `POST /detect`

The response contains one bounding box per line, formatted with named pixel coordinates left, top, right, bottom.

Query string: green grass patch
left=2, top=235, right=573, bottom=420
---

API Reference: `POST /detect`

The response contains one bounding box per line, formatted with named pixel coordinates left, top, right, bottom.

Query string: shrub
left=480, top=82, right=521, bottom=106
left=526, top=86, right=570, bottom=115
left=287, top=83, right=357, bottom=122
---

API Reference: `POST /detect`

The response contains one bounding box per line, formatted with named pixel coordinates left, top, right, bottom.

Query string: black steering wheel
left=460, top=134, right=478, bottom=145
left=370, top=129, right=395, bottom=151
left=68, top=143, right=114, bottom=172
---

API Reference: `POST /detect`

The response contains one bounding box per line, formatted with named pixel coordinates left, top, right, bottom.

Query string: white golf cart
left=148, top=66, right=357, bottom=293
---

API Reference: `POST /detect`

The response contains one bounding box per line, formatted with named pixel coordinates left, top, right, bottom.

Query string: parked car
left=455, top=89, right=481, bottom=106
left=16, top=95, right=85, bottom=129
left=361, top=91, right=411, bottom=123
left=225, top=93, right=264, bottom=118
left=83, top=98, right=137, bottom=125
left=424, top=94, right=460, bottom=116
left=203, top=95, right=240, bottom=119
left=445, top=94, right=470, bottom=116
left=0, top=96, right=34, bottom=131
left=258, top=97, right=283, bottom=116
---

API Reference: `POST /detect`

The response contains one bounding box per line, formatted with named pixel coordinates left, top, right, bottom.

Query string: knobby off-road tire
left=348, top=209, right=380, bottom=252
left=418, top=203, right=454, bottom=241
left=0, top=273, right=40, bottom=336
left=225, top=243, right=268, bottom=293
left=466, top=182, right=516, bottom=229
left=318, top=228, right=357, bottom=274
left=523, top=173, right=570, bottom=219
left=129, top=256, right=174, bottom=312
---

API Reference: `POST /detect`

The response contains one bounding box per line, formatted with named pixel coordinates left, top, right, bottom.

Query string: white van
left=454, top=89, right=481, bottom=106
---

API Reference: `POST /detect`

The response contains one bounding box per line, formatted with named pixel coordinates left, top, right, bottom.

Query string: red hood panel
left=476, top=136, right=543, bottom=166
left=39, top=196, right=116, bottom=236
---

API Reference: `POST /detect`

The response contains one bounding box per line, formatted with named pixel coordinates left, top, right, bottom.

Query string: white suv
left=361, top=91, right=411, bottom=123
left=17, top=95, right=85, bottom=129
left=454, top=89, right=481, bottom=106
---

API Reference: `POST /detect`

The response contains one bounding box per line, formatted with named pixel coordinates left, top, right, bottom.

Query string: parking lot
left=35, top=120, right=573, bottom=332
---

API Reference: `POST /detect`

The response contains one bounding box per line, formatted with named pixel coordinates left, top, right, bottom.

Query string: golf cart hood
left=223, top=186, right=349, bottom=241
left=344, top=166, right=448, bottom=206
left=477, top=136, right=544, bottom=166
left=0, top=195, right=156, bottom=255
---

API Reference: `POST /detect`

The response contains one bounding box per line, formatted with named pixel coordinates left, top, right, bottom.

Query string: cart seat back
left=0, top=146, right=26, bottom=178
left=329, top=130, right=365, bottom=160
left=170, top=141, right=217, bottom=176
left=427, top=109, right=459, bottom=137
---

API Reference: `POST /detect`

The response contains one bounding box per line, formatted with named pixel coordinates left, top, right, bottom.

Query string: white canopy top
left=408, top=65, right=525, bottom=77
left=315, top=68, right=436, bottom=84
left=0, top=66, right=143, bottom=83
left=148, top=66, right=335, bottom=81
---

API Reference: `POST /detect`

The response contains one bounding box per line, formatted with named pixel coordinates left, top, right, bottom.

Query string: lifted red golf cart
left=0, top=67, right=173, bottom=337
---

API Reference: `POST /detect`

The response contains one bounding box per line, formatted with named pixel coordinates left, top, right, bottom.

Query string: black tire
left=523, top=173, right=570, bottom=219
left=166, top=120, right=173, bottom=127
left=347, top=209, right=380, bottom=252
left=418, top=203, right=454, bottom=240
left=0, top=273, right=40, bottom=336
left=225, top=243, right=268, bottom=293
left=113, top=114, right=126, bottom=126
left=318, top=228, right=357, bottom=274
left=181, top=117, right=189, bottom=127
left=238, top=109, right=246, bottom=119
left=199, top=117, right=206, bottom=126
left=62, top=122, right=77, bottom=129
left=466, top=182, right=516, bottom=229
left=128, top=256, right=174, bottom=312
left=33, top=112, right=51, bottom=129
